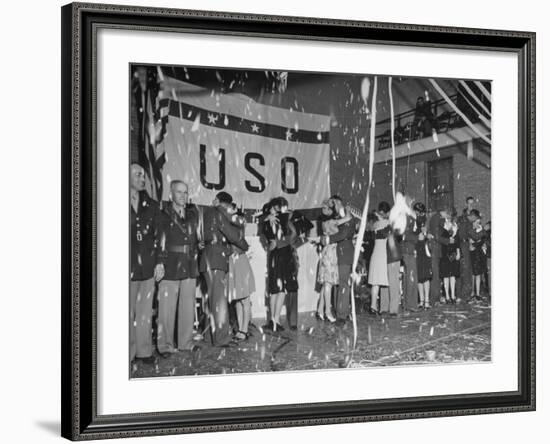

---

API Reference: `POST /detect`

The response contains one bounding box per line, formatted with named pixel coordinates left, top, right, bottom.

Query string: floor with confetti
left=131, top=296, right=491, bottom=378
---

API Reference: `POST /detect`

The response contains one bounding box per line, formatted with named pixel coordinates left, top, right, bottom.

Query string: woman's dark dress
left=470, top=233, right=488, bottom=276
left=440, top=229, right=461, bottom=278
left=262, top=213, right=298, bottom=294
left=414, top=217, right=432, bottom=284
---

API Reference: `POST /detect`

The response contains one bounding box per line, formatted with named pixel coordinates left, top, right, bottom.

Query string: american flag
left=132, top=66, right=169, bottom=201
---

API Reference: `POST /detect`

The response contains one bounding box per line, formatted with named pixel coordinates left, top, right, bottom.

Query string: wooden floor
left=132, top=296, right=491, bottom=378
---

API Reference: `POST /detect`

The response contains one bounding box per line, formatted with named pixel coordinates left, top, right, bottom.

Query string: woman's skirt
left=368, top=238, right=388, bottom=286
left=227, top=253, right=256, bottom=302
left=317, top=243, right=339, bottom=285
left=416, top=241, right=433, bottom=283
left=440, top=248, right=461, bottom=278
left=470, top=247, right=488, bottom=276
left=268, top=245, right=298, bottom=294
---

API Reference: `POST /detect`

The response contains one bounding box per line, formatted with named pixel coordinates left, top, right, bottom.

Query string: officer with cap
left=199, top=191, right=249, bottom=347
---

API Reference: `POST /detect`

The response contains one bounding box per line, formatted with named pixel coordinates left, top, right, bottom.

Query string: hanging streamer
left=474, top=80, right=492, bottom=101
left=428, top=79, right=492, bottom=145
left=389, top=77, right=396, bottom=202
left=457, top=89, right=492, bottom=128
left=459, top=80, right=491, bottom=117
left=350, top=76, right=378, bottom=350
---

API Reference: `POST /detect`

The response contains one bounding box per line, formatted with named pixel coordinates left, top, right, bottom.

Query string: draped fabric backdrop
left=157, top=75, right=331, bottom=210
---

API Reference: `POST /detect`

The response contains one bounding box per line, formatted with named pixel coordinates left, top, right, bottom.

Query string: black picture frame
left=61, top=2, right=536, bottom=440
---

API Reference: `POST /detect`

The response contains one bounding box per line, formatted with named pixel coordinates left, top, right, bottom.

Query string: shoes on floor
left=232, top=331, right=248, bottom=342
left=273, top=323, right=285, bottom=332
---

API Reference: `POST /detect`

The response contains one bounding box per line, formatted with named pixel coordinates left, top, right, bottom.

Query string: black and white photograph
left=129, top=64, right=492, bottom=378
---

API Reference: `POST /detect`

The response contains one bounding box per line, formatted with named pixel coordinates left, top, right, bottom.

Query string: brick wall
left=452, top=150, right=491, bottom=220
left=348, top=145, right=490, bottom=220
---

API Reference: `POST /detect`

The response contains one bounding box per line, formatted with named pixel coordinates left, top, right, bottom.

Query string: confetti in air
left=467, top=141, right=474, bottom=160
left=360, top=77, right=371, bottom=107
left=191, top=114, right=201, bottom=132
left=389, top=192, right=415, bottom=235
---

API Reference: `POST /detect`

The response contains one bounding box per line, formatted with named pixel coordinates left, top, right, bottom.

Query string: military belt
left=167, top=245, right=191, bottom=254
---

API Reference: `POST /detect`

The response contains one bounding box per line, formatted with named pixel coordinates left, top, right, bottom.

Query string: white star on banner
left=285, top=128, right=293, bottom=141
left=207, top=113, right=219, bottom=125
left=251, top=123, right=260, bottom=133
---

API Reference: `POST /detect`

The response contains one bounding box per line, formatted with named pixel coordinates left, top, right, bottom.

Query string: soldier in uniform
left=321, top=196, right=358, bottom=323
left=199, top=192, right=249, bottom=347
left=130, top=163, right=162, bottom=364
left=155, top=180, right=200, bottom=357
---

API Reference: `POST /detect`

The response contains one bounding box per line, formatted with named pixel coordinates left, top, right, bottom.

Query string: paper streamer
left=389, top=77, right=396, bottom=202
left=429, top=79, right=491, bottom=146
left=459, top=80, right=491, bottom=117
left=349, top=76, right=378, bottom=350
left=458, top=89, right=491, bottom=128
left=474, top=80, right=492, bottom=101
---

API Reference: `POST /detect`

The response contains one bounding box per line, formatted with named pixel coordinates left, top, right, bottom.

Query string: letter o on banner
left=281, top=157, right=298, bottom=194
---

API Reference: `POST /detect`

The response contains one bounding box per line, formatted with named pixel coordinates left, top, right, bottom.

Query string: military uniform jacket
left=156, top=203, right=200, bottom=280
left=401, top=215, right=419, bottom=255
left=199, top=206, right=249, bottom=273
left=328, top=218, right=358, bottom=266
left=457, top=215, right=472, bottom=246
left=131, top=191, right=161, bottom=281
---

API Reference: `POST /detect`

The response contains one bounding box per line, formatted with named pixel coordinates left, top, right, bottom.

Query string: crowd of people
left=130, top=162, right=491, bottom=366
left=130, top=163, right=251, bottom=364
left=129, top=162, right=312, bottom=364
left=363, top=196, right=491, bottom=316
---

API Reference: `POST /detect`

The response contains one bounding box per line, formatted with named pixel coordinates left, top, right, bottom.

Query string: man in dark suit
left=199, top=192, right=249, bottom=347
left=155, top=180, right=200, bottom=357
left=130, top=163, right=161, bottom=364
left=322, top=196, right=358, bottom=323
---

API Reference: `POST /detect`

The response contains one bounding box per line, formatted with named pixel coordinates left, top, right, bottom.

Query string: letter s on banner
left=244, top=153, right=266, bottom=193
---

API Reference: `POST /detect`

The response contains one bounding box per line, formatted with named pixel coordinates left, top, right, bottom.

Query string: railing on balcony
left=374, top=93, right=479, bottom=151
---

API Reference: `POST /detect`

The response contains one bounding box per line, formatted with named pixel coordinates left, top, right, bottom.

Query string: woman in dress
left=368, top=201, right=392, bottom=314
left=413, top=202, right=433, bottom=309
left=468, top=210, right=488, bottom=300
left=439, top=214, right=460, bottom=304
left=316, top=199, right=352, bottom=322
left=226, top=204, right=256, bottom=342
left=262, top=197, right=297, bottom=332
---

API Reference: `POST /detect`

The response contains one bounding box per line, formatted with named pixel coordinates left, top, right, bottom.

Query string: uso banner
left=157, top=76, right=331, bottom=210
